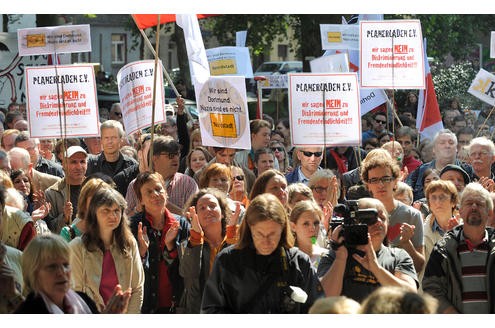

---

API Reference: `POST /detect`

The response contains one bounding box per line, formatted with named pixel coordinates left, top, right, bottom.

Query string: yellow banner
left=209, top=59, right=237, bottom=75
left=27, top=34, right=46, bottom=48
left=210, top=113, right=237, bottom=138
left=327, top=32, right=342, bottom=43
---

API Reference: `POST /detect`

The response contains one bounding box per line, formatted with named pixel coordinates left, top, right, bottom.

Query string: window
left=278, top=45, right=288, bottom=60
left=111, top=34, right=126, bottom=64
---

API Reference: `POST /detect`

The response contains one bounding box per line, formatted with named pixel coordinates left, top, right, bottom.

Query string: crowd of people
left=2, top=93, right=495, bottom=314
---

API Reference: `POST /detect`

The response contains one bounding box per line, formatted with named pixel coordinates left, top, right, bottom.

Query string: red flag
left=132, top=14, right=217, bottom=29
left=417, top=39, right=443, bottom=141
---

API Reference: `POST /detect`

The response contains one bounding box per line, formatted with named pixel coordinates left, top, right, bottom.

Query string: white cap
left=65, top=146, right=88, bottom=158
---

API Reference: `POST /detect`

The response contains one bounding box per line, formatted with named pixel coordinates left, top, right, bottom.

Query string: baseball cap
left=440, top=164, right=470, bottom=185
left=65, top=146, right=88, bottom=158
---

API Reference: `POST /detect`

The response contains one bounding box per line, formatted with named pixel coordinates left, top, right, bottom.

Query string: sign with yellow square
left=210, top=113, right=237, bottom=138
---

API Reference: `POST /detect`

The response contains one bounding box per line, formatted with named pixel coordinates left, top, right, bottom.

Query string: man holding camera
left=317, top=198, right=418, bottom=302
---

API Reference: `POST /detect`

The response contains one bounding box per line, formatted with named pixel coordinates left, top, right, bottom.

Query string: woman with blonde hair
left=15, top=234, right=131, bottom=313
left=201, top=193, right=323, bottom=313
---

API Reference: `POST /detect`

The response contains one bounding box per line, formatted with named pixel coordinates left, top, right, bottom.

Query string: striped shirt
left=458, top=231, right=489, bottom=313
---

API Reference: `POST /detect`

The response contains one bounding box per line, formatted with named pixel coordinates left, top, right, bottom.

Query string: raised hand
left=137, top=222, right=149, bottom=258
left=32, top=190, right=47, bottom=209
left=31, top=202, right=51, bottom=222
left=165, top=220, right=180, bottom=251
left=102, top=284, right=132, bottom=314
left=329, top=176, right=339, bottom=206
left=399, top=223, right=415, bottom=246
left=229, top=202, right=241, bottom=226
left=322, top=201, right=334, bottom=232
left=187, top=206, right=203, bottom=234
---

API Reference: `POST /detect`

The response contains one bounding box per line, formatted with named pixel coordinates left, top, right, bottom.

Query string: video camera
left=329, top=200, right=379, bottom=248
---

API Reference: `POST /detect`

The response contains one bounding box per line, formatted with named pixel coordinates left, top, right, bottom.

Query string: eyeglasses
left=233, top=175, right=245, bottom=181
left=367, top=176, right=394, bottom=184
left=311, top=186, right=328, bottom=193
left=159, top=151, right=180, bottom=159
left=429, top=194, right=450, bottom=202
left=469, top=150, right=490, bottom=157
left=271, top=147, right=284, bottom=152
left=301, top=151, right=323, bottom=158
left=375, top=119, right=387, bottom=124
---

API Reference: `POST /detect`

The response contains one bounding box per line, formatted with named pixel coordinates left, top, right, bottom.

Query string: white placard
left=311, top=52, right=387, bottom=116
left=360, top=20, right=425, bottom=89
left=194, top=76, right=251, bottom=149
left=288, top=73, right=361, bottom=147
left=17, top=24, right=91, bottom=56
left=320, top=24, right=359, bottom=50
left=259, top=75, right=289, bottom=89
left=25, top=65, right=99, bottom=138
left=206, top=46, right=253, bottom=78
left=468, top=68, right=495, bottom=106
left=310, top=53, right=350, bottom=73
left=117, top=60, right=166, bottom=136
left=236, top=31, right=247, bottom=47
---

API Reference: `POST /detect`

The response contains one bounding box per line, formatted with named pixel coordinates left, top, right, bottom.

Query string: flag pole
left=476, top=105, right=495, bottom=138
left=148, top=15, right=161, bottom=172
left=132, top=17, right=180, bottom=97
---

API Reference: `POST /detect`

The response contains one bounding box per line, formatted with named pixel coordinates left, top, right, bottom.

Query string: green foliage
left=430, top=60, right=482, bottom=110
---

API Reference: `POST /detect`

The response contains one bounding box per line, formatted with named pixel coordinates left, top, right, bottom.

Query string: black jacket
left=14, top=291, right=98, bottom=314
left=201, top=245, right=324, bottom=313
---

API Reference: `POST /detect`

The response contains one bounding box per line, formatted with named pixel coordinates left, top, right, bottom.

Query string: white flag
left=176, top=14, right=210, bottom=85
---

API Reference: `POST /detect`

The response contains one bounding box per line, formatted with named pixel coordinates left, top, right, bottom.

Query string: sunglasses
left=112, top=112, right=123, bottom=117
left=301, top=151, right=323, bottom=158
left=271, top=147, right=284, bottom=152
left=375, top=119, right=386, bottom=124
left=233, top=175, right=245, bottom=181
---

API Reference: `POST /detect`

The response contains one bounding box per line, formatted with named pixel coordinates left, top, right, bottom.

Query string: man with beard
left=406, top=129, right=474, bottom=201
left=318, top=197, right=418, bottom=303
left=423, top=182, right=495, bottom=313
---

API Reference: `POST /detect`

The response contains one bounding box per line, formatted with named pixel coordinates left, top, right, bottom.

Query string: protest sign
left=288, top=73, right=361, bottom=146
left=310, top=53, right=350, bottom=73
left=17, top=24, right=91, bottom=56
left=195, top=75, right=250, bottom=149
left=25, top=64, right=99, bottom=138
left=117, top=60, right=166, bottom=135
left=206, top=46, right=253, bottom=78
left=360, top=20, right=425, bottom=89
left=236, top=31, right=247, bottom=47
left=258, top=75, right=289, bottom=89
left=468, top=68, right=495, bottom=106
left=312, top=51, right=387, bottom=116
left=0, top=32, right=71, bottom=108
left=320, top=24, right=359, bottom=50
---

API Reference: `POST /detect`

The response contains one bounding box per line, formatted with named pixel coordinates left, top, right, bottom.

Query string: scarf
left=40, top=289, right=92, bottom=314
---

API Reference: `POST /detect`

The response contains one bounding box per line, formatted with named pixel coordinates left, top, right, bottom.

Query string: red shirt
left=144, top=209, right=178, bottom=308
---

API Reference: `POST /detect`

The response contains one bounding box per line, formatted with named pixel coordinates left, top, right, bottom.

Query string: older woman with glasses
left=14, top=234, right=131, bottom=314
left=229, top=166, right=249, bottom=208
left=418, top=180, right=459, bottom=284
